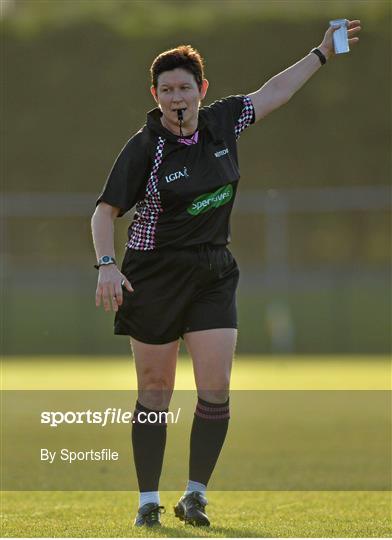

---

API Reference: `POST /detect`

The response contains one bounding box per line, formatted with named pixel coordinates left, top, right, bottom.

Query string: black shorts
left=114, top=244, right=240, bottom=344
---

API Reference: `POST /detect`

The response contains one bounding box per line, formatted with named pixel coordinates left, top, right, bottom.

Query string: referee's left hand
left=95, top=265, right=133, bottom=312
left=318, top=19, right=361, bottom=60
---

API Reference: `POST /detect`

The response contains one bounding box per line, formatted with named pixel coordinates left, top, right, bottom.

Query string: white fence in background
left=1, top=186, right=389, bottom=353
left=1, top=186, right=390, bottom=274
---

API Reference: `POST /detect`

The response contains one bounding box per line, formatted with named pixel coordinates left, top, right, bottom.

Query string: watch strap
left=94, top=256, right=117, bottom=270
left=311, top=47, right=327, bottom=65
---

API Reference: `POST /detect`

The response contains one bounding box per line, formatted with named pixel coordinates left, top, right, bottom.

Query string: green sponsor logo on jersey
left=187, top=184, right=233, bottom=216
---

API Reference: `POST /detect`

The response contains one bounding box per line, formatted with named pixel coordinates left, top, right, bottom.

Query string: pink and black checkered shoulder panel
left=234, top=95, right=255, bottom=139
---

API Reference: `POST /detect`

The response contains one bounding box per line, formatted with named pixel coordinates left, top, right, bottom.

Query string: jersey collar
left=146, top=106, right=222, bottom=145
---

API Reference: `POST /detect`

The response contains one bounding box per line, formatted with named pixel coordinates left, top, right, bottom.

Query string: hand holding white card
left=317, top=19, right=361, bottom=60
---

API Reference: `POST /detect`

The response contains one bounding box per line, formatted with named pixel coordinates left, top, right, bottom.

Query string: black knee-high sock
left=132, top=400, right=167, bottom=492
left=189, top=397, right=230, bottom=486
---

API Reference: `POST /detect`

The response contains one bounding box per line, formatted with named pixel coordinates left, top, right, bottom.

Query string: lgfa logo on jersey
left=165, top=166, right=190, bottom=183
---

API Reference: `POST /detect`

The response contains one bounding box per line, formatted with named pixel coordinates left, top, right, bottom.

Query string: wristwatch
left=94, top=255, right=117, bottom=270
left=311, top=47, right=327, bottom=65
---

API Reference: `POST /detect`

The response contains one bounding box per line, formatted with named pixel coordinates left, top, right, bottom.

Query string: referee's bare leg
left=185, top=328, right=236, bottom=404
left=179, top=329, right=236, bottom=512
left=130, top=338, right=179, bottom=518
left=131, top=337, right=179, bottom=410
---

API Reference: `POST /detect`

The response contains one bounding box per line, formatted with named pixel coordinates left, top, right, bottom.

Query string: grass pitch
left=1, top=355, right=391, bottom=537
left=3, top=490, right=391, bottom=538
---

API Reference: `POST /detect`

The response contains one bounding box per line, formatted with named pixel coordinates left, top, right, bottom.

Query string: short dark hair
left=150, top=45, right=205, bottom=90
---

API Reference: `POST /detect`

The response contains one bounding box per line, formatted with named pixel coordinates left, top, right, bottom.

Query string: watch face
left=102, top=256, right=110, bottom=263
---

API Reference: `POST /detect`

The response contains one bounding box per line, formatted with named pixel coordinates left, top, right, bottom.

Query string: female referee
left=91, top=20, right=361, bottom=528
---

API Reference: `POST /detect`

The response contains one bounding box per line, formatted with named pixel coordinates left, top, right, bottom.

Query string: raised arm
left=248, top=19, right=361, bottom=122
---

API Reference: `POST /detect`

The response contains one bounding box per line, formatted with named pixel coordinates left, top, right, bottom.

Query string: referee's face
left=151, top=68, right=208, bottom=134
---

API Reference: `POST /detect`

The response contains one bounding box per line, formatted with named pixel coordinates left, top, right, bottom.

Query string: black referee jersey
left=96, top=95, right=255, bottom=250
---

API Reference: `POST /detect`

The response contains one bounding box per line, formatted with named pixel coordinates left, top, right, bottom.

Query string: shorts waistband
left=126, top=243, right=227, bottom=254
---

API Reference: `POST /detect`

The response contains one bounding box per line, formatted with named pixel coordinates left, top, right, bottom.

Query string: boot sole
left=173, top=505, right=210, bottom=527
left=134, top=521, right=161, bottom=528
